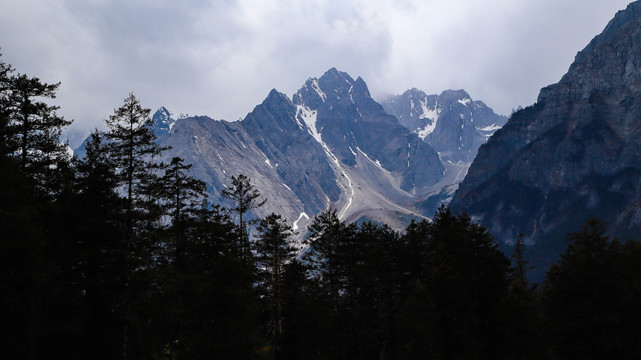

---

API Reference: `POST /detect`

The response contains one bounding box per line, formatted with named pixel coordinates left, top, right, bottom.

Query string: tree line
left=3, top=52, right=641, bottom=360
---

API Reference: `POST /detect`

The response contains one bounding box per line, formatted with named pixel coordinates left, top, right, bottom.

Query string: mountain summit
left=381, top=88, right=507, bottom=163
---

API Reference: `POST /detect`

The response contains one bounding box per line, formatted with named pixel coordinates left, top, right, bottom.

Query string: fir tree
left=4, top=71, right=71, bottom=193
left=303, top=209, right=358, bottom=358
left=159, top=156, right=206, bottom=268
left=0, top=49, right=15, bottom=158
left=221, top=174, right=266, bottom=261
left=73, top=130, right=125, bottom=358
left=253, top=213, right=298, bottom=350
left=104, top=93, right=166, bottom=359
left=106, top=92, right=166, bottom=225
left=303, top=208, right=356, bottom=302
left=152, top=156, right=207, bottom=358
left=512, top=234, right=533, bottom=286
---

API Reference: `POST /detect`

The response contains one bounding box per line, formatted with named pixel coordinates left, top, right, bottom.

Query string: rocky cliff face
left=450, top=1, right=641, bottom=275
left=241, top=89, right=342, bottom=214
left=381, top=88, right=507, bottom=163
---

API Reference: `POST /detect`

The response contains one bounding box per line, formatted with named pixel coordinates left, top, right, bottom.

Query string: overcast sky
left=0, top=0, right=633, bottom=141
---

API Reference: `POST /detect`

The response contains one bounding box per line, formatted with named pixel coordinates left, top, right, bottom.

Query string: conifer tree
left=0, top=50, right=15, bottom=158
left=0, top=51, right=80, bottom=359
left=106, top=93, right=165, bottom=221
left=159, top=156, right=206, bottom=267
left=152, top=156, right=207, bottom=357
left=105, top=93, right=166, bottom=359
left=512, top=234, right=533, bottom=286
left=73, top=130, right=124, bottom=358
left=253, top=213, right=297, bottom=349
left=303, top=208, right=356, bottom=301
left=221, top=174, right=266, bottom=261
left=496, top=235, right=543, bottom=360
left=303, top=209, right=358, bottom=358
left=279, top=259, right=330, bottom=360
left=3, top=70, right=71, bottom=193
left=348, top=222, right=401, bottom=360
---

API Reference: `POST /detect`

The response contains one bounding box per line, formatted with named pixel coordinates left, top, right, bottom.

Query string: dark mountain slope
left=450, top=1, right=641, bottom=276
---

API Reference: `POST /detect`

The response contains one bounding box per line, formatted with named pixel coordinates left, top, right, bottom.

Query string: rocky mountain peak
left=151, top=106, right=190, bottom=135
left=320, top=67, right=354, bottom=84
left=155, top=105, right=170, bottom=117
left=352, top=76, right=368, bottom=95
left=406, top=87, right=423, bottom=96
left=317, top=67, right=355, bottom=100
left=381, top=88, right=506, bottom=163
left=151, top=106, right=179, bottom=142
left=440, top=89, right=471, bottom=103
left=244, top=89, right=299, bottom=133
left=569, top=1, right=641, bottom=70
left=266, top=88, right=287, bottom=102
left=292, top=68, right=445, bottom=190
left=152, top=106, right=172, bottom=129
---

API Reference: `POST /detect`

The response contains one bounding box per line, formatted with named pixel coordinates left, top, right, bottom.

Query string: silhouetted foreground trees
left=4, top=52, right=641, bottom=360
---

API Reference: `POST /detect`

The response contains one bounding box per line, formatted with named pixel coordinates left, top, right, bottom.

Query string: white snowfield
left=417, top=98, right=440, bottom=140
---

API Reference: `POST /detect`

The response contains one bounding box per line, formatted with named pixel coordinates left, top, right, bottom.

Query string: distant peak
left=325, top=67, right=340, bottom=75
left=350, top=76, right=372, bottom=100
left=402, top=88, right=428, bottom=98
left=152, top=106, right=177, bottom=133
left=320, top=67, right=355, bottom=84
left=268, top=88, right=281, bottom=97
left=155, top=106, right=170, bottom=115
left=439, top=89, right=471, bottom=103
left=265, top=88, right=289, bottom=103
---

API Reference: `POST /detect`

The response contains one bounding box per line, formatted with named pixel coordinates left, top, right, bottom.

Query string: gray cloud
left=0, top=0, right=632, bottom=141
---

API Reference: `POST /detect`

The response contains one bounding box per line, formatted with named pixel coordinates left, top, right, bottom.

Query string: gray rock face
left=450, top=1, right=641, bottom=276
left=161, top=115, right=319, bottom=224
left=152, top=69, right=446, bottom=233
left=242, top=89, right=341, bottom=213
left=381, top=88, right=507, bottom=163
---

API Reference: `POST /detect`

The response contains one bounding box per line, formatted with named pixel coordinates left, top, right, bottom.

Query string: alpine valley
left=78, top=69, right=506, bottom=234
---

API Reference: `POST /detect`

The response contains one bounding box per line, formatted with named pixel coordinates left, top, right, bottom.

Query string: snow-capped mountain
left=381, top=88, right=507, bottom=163
left=153, top=69, right=448, bottom=232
